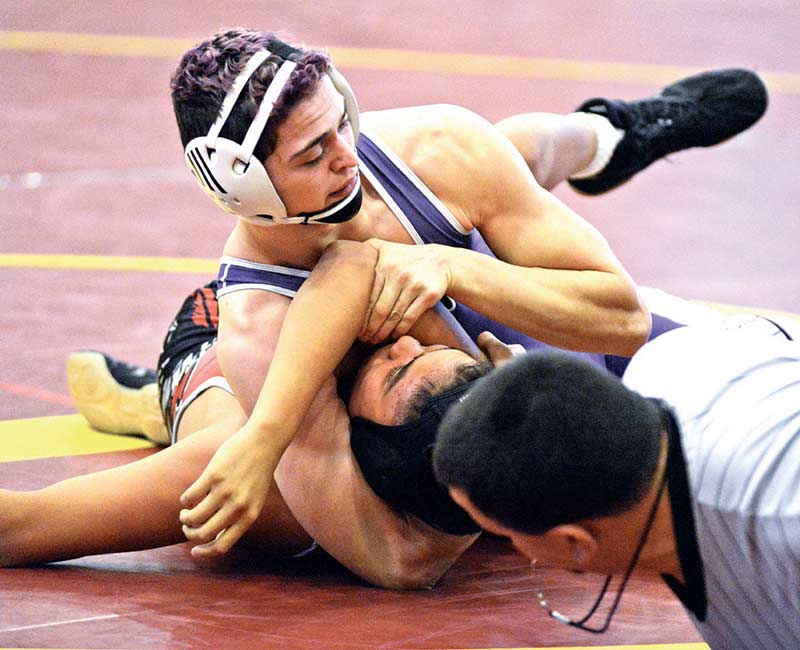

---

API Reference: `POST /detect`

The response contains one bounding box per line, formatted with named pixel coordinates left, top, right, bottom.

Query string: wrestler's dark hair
left=396, top=359, right=493, bottom=423
left=170, top=28, right=331, bottom=162
left=432, top=352, right=664, bottom=535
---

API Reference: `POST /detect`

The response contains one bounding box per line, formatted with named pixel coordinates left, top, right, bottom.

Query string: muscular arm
left=256, top=246, right=478, bottom=587
left=275, top=386, right=477, bottom=590
left=182, top=241, right=379, bottom=554
left=183, top=239, right=479, bottom=557
left=441, top=108, right=650, bottom=355
left=366, top=105, right=650, bottom=356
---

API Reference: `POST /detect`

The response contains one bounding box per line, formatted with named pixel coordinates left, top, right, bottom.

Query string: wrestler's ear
left=476, top=331, right=524, bottom=368
left=543, top=524, right=598, bottom=571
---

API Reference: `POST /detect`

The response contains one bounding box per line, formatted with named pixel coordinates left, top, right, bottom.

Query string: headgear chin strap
left=184, top=41, right=361, bottom=225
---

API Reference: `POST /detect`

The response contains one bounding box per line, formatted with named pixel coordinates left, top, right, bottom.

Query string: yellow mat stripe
left=0, top=414, right=154, bottom=462
left=0, top=253, right=217, bottom=274
left=1, top=30, right=798, bottom=94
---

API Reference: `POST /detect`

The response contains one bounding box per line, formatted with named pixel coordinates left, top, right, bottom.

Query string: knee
left=496, top=114, right=558, bottom=188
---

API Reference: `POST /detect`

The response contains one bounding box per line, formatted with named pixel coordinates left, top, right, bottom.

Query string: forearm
left=245, top=242, right=376, bottom=449
left=0, top=433, right=219, bottom=566
left=433, top=244, right=650, bottom=356
left=408, top=301, right=481, bottom=359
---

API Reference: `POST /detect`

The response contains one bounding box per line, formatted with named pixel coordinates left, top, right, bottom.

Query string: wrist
left=430, top=244, right=455, bottom=292
left=241, top=419, right=292, bottom=451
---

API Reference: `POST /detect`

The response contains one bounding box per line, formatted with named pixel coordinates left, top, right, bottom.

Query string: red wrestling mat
left=2, top=0, right=798, bottom=647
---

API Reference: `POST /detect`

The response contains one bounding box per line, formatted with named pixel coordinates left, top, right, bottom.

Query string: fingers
left=180, top=473, right=259, bottom=558
left=361, top=278, right=401, bottom=342
left=180, top=495, right=259, bottom=557
left=362, top=284, right=441, bottom=343
left=362, top=270, right=387, bottom=339
left=370, top=287, right=412, bottom=343
left=360, top=241, right=450, bottom=343
left=388, top=293, right=439, bottom=339
left=179, top=489, right=222, bottom=531
left=477, top=331, right=525, bottom=369
left=180, top=474, right=210, bottom=511
left=189, top=521, right=251, bottom=558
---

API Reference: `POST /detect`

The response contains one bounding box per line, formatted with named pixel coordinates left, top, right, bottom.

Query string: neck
left=224, top=219, right=339, bottom=268
left=637, top=483, right=683, bottom=578
left=220, top=176, right=388, bottom=268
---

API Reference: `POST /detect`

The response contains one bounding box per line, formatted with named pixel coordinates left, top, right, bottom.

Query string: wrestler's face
left=265, top=76, right=359, bottom=218
left=349, top=336, right=476, bottom=425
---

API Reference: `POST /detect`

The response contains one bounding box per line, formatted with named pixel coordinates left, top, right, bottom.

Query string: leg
left=499, top=68, right=767, bottom=195
left=568, top=68, right=767, bottom=195
left=0, top=389, right=311, bottom=567
left=495, top=112, right=599, bottom=190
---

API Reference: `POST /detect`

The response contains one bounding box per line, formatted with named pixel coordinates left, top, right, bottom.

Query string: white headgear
left=184, top=42, right=360, bottom=225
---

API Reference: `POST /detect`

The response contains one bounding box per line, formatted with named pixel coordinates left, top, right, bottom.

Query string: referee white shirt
left=623, top=318, right=800, bottom=649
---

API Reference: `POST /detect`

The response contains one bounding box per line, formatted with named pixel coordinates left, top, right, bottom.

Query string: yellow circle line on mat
left=0, top=253, right=217, bottom=274
left=0, top=414, right=154, bottom=462
left=0, top=30, right=798, bottom=94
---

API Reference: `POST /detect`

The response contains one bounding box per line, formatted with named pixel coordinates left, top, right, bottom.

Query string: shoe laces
left=627, top=96, right=701, bottom=150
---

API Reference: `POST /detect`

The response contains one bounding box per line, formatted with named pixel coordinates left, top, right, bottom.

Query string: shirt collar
left=652, top=400, right=708, bottom=621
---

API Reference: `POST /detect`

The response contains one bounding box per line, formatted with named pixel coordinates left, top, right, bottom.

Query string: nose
left=387, top=335, right=424, bottom=360
left=331, top=133, right=358, bottom=171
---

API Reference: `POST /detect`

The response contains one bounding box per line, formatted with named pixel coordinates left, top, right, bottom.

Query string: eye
left=303, top=153, right=324, bottom=167
left=338, top=115, right=351, bottom=132
left=384, top=364, right=402, bottom=389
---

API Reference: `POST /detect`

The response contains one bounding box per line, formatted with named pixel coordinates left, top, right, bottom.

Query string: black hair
left=432, top=351, right=664, bottom=535
left=170, top=28, right=330, bottom=162
left=398, top=359, right=493, bottom=422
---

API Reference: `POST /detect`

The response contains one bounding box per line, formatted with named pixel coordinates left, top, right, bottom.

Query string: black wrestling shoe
left=67, top=351, right=169, bottom=445
left=569, top=68, right=768, bottom=195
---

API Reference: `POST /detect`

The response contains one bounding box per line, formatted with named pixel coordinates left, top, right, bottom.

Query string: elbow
left=618, top=297, right=652, bottom=357
left=320, top=239, right=378, bottom=273
left=371, top=554, right=447, bottom=591
left=368, top=530, right=476, bottom=591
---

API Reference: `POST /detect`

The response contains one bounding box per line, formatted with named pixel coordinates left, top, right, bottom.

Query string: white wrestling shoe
left=66, top=351, right=170, bottom=446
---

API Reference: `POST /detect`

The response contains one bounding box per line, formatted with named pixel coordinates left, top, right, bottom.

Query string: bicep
left=471, top=121, right=627, bottom=275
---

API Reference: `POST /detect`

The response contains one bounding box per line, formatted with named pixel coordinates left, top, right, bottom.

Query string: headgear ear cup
left=323, top=65, right=360, bottom=141
left=183, top=42, right=360, bottom=225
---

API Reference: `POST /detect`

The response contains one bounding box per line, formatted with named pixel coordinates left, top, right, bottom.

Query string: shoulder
left=626, top=325, right=800, bottom=497
left=361, top=105, right=500, bottom=166
left=362, top=104, right=490, bottom=133
left=217, top=289, right=291, bottom=355
left=361, top=105, right=525, bottom=225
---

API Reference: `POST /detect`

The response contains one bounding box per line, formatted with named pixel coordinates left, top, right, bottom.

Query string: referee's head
left=432, top=351, right=664, bottom=561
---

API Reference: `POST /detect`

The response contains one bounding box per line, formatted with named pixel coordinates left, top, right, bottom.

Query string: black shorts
left=157, top=281, right=220, bottom=436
